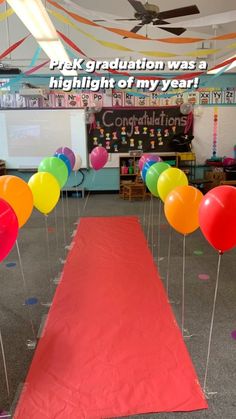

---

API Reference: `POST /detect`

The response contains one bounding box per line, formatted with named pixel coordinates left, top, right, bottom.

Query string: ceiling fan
left=94, top=0, right=200, bottom=36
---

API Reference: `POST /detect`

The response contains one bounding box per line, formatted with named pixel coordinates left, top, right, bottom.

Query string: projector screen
left=0, top=109, right=88, bottom=168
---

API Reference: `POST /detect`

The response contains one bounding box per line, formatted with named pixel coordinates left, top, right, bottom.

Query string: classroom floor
left=0, top=193, right=235, bottom=418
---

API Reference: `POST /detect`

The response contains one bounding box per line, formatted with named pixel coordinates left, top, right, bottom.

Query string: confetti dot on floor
left=231, top=330, right=236, bottom=340
left=198, top=274, right=210, bottom=281
left=25, top=297, right=39, bottom=306
left=194, top=250, right=203, bottom=256
left=5, top=262, right=17, bottom=268
left=48, top=227, right=55, bottom=233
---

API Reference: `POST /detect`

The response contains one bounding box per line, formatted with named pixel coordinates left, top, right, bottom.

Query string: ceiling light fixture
left=6, top=0, right=77, bottom=76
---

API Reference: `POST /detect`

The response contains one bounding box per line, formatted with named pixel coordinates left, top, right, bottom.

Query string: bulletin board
left=87, top=107, right=193, bottom=155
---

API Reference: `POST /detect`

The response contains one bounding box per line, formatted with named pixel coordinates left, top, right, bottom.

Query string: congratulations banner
left=87, top=107, right=193, bottom=154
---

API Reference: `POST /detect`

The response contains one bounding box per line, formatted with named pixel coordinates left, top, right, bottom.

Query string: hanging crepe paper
left=58, top=28, right=236, bottom=87
left=1, top=61, right=49, bottom=90
left=159, top=37, right=204, bottom=44
left=47, top=0, right=236, bottom=45
left=214, top=32, right=236, bottom=41
left=158, top=10, right=236, bottom=29
left=59, top=31, right=131, bottom=78
left=25, top=59, right=50, bottom=75
left=0, top=7, right=13, bottom=22
left=50, top=9, right=230, bottom=58
left=0, top=35, right=29, bottom=60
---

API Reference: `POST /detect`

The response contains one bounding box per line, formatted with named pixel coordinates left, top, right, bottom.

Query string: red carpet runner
left=15, top=217, right=207, bottom=418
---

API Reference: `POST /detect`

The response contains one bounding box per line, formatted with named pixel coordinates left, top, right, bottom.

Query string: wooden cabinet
left=177, top=152, right=196, bottom=180
left=119, top=152, right=179, bottom=195
left=119, top=155, right=140, bottom=195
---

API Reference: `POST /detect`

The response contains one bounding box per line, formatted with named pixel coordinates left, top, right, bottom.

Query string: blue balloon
left=54, top=153, right=72, bottom=175
left=142, top=160, right=157, bottom=182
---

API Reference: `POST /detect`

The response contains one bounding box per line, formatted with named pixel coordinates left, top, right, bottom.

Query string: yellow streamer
left=47, top=0, right=236, bottom=44
left=96, top=40, right=132, bottom=51
left=0, top=8, right=13, bottom=21
left=139, top=50, right=177, bottom=57
left=185, top=49, right=220, bottom=57
left=227, top=42, right=236, bottom=49
left=48, top=8, right=232, bottom=59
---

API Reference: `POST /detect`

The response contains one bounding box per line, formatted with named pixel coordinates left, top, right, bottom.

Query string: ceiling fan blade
left=111, top=18, right=138, bottom=21
left=127, top=0, right=146, bottom=14
left=158, top=5, right=200, bottom=20
left=123, top=23, right=144, bottom=39
left=93, top=18, right=138, bottom=22
left=153, top=19, right=171, bottom=26
left=160, top=27, right=186, bottom=36
left=129, top=24, right=144, bottom=33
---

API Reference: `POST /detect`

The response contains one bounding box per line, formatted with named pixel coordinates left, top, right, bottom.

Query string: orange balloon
left=0, top=175, right=33, bottom=228
left=164, top=185, right=203, bottom=235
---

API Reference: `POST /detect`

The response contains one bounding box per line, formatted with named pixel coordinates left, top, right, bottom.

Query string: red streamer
left=25, top=60, right=50, bottom=75
left=0, top=35, right=29, bottom=60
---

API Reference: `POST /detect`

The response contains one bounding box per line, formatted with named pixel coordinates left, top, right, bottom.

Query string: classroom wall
left=2, top=73, right=236, bottom=189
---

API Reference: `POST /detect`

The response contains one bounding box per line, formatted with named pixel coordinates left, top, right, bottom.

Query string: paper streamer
left=47, top=0, right=236, bottom=44
left=49, top=7, right=231, bottom=58
left=0, top=7, right=13, bottom=22
left=157, top=10, right=236, bottom=29
left=0, top=35, right=29, bottom=60
left=59, top=27, right=235, bottom=83
left=1, top=47, right=46, bottom=90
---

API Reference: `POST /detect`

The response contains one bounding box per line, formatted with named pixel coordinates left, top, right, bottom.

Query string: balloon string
left=157, top=198, right=161, bottom=261
left=65, top=189, right=70, bottom=236
left=82, top=170, right=96, bottom=214
left=0, top=328, right=10, bottom=399
left=142, top=195, right=147, bottom=232
left=203, top=252, right=222, bottom=393
left=147, top=196, right=152, bottom=245
left=181, top=234, right=186, bottom=336
left=75, top=171, right=81, bottom=218
left=53, top=206, right=59, bottom=254
left=44, top=215, right=53, bottom=289
left=166, top=226, right=172, bottom=298
left=61, top=192, right=67, bottom=251
left=16, top=240, right=36, bottom=340
left=151, top=195, right=154, bottom=255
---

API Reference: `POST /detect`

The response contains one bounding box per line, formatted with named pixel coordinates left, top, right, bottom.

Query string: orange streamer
left=47, top=0, right=236, bottom=44
left=213, top=32, right=236, bottom=40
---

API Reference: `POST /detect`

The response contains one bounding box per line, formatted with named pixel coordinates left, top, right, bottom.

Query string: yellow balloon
left=28, top=172, right=60, bottom=215
left=157, top=168, right=188, bottom=202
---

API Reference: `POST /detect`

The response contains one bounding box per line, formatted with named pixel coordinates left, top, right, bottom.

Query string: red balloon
left=0, top=198, right=19, bottom=262
left=199, top=186, right=236, bottom=253
left=90, top=146, right=108, bottom=170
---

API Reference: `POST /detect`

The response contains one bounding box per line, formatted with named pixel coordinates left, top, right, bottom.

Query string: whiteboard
left=193, top=106, right=236, bottom=164
left=0, top=109, right=88, bottom=169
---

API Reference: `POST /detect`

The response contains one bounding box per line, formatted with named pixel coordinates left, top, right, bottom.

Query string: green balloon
left=38, top=157, right=68, bottom=188
left=146, top=162, right=170, bottom=197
